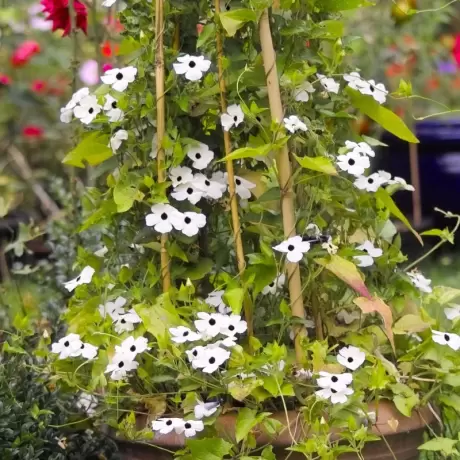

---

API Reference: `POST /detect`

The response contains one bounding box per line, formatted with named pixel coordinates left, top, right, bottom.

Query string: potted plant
left=48, top=0, right=460, bottom=459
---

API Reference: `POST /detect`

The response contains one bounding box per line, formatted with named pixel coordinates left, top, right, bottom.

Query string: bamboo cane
left=409, top=142, right=422, bottom=228
left=215, top=0, right=253, bottom=340
left=155, top=0, right=171, bottom=291
left=259, top=9, right=305, bottom=363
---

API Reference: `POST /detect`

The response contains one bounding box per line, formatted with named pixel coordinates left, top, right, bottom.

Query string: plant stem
left=258, top=9, right=305, bottom=363
left=215, top=0, right=253, bottom=341
left=155, top=0, right=171, bottom=292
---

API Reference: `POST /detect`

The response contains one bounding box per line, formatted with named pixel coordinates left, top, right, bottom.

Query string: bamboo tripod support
left=215, top=0, right=253, bottom=340
left=259, top=9, right=306, bottom=363
left=155, top=0, right=171, bottom=292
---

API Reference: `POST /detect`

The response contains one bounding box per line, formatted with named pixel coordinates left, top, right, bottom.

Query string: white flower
left=145, top=204, right=184, bottom=234
left=261, top=274, right=285, bottom=295
left=273, top=236, right=311, bottom=263
left=99, top=296, right=127, bottom=320
left=215, top=336, right=238, bottom=348
left=113, top=309, right=142, bottom=334
left=129, top=244, right=145, bottom=254
left=94, top=246, right=109, bottom=257
left=109, top=129, right=128, bottom=152
left=64, top=266, right=95, bottom=292
left=322, top=238, right=338, bottom=255
left=51, top=334, right=82, bottom=359
left=284, top=115, right=308, bottom=133
left=336, top=151, right=370, bottom=176
left=345, top=140, right=375, bottom=157
left=192, top=346, right=231, bottom=373
left=115, top=336, right=150, bottom=358
left=73, top=95, right=102, bottom=125
left=305, top=223, right=321, bottom=237
left=317, top=371, right=353, bottom=390
left=317, top=74, right=340, bottom=94
left=80, top=342, right=98, bottom=360
left=211, top=171, right=227, bottom=187
left=194, top=312, right=229, bottom=339
left=170, top=183, right=204, bottom=205
left=354, top=240, right=383, bottom=268
left=177, top=420, right=205, bottom=438
left=105, top=352, right=139, bottom=380
left=221, top=104, right=244, bottom=131
left=337, top=346, right=365, bottom=371
left=102, top=0, right=117, bottom=6
left=408, top=271, right=432, bottom=293
left=152, top=418, right=185, bottom=435
left=101, top=66, right=137, bottom=92
left=60, top=87, right=90, bottom=123
left=360, top=79, right=388, bottom=104
left=194, top=174, right=226, bottom=200
left=194, top=400, right=219, bottom=419
left=187, top=143, right=214, bottom=170
left=205, top=291, right=231, bottom=315
left=103, top=95, right=124, bottom=122
left=76, top=393, right=98, bottom=416
left=294, top=369, right=313, bottom=380
left=220, top=315, right=247, bottom=337
left=181, top=211, right=207, bottom=237
left=169, top=166, right=194, bottom=188
left=445, top=305, right=460, bottom=321
left=186, top=345, right=206, bottom=366
left=316, top=386, right=354, bottom=404
left=173, top=55, right=211, bottom=81
left=294, top=81, right=315, bottom=102
left=60, top=107, right=74, bottom=123
left=432, top=330, right=460, bottom=351
left=354, top=173, right=386, bottom=192
left=343, top=72, right=368, bottom=91
left=388, top=176, right=415, bottom=192
left=169, top=326, right=202, bottom=344
left=234, top=175, right=255, bottom=199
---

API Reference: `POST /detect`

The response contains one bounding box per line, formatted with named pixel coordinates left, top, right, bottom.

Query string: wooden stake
left=155, top=0, right=171, bottom=291
left=215, top=0, right=253, bottom=340
left=409, top=142, right=422, bottom=228
left=259, top=9, right=305, bottom=363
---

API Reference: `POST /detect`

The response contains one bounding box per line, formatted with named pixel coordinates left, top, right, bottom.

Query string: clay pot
left=116, top=401, right=433, bottom=460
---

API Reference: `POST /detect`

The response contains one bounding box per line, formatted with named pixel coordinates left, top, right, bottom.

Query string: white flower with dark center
left=177, top=420, right=205, bottom=437
left=337, top=346, right=365, bottom=371
left=94, top=246, right=108, bottom=257
left=262, top=274, right=286, bottom=295
left=170, top=183, right=204, bottom=205
left=194, top=400, right=219, bottom=419
left=388, top=176, right=415, bottom=192
left=99, top=296, right=127, bottom=320
left=129, top=243, right=145, bottom=254
left=152, top=418, right=185, bottom=435
left=186, top=345, right=206, bottom=366
left=192, top=346, right=231, bottom=373
left=187, top=143, right=214, bottom=170
left=80, top=342, right=98, bottom=360
left=102, top=0, right=117, bottom=6
left=354, top=240, right=383, bottom=268
left=408, top=271, right=432, bottom=293
left=73, top=95, right=102, bottom=125
left=109, top=129, right=128, bottom=152
left=317, top=74, right=340, bottom=94
left=221, top=104, right=244, bottom=131
left=145, top=204, right=184, bottom=234
left=220, top=315, right=247, bottom=337
left=432, top=330, right=460, bottom=351
left=354, top=173, right=386, bottom=192
left=445, top=305, right=460, bottom=321
left=343, top=72, right=368, bottom=91
left=103, top=95, right=124, bottom=122
left=316, top=386, right=354, bottom=404
left=214, top=336, right=238, bottom=348
left=211, top=171, right=227, bottom=187
left=336, top=150, right=370, bottom=176
left=194, top=174, right=226, bottom=200
left=377, top=170, right=392, bottom=183
left=317, top=371, right=353, bottom=390
left=115, top=336, right=150, bottom=358
left=169, top=326, right=202, bottom=344
left=305, top=223, right=321, bottom=237
left=345, top=140, right=375, bottom=157
left=169, top=166, right=194, bottom=188
left=113, top=309, right=142, bottom=334
left=205, top=291, right=231, bottom=315
left=51, top=334, right=82, bottom=359
left=194, top=312, right=229, bottom=338
left=60, top=87, right=90, bottom=123
left=273, top=236, right=311, bottom=263
left=101, top=66, right=138, bottom=92
left=173, top=55, right=211, bottom=81
left=360, top=79, right=388, bottom=104
left=105, top=352, right=139, bottom=380
left=294, top=81, right=315, bottom=102
left=76, top=393, right=98, bottom=416
left=284, top=115, right=308, bottom=133
left=64, top=266, right=95, bottom=292
left=322, top=237, right=338, bottom=255
left=181, top=211, right=207, bottom=237
left=234, top=175, right=255, bottom=199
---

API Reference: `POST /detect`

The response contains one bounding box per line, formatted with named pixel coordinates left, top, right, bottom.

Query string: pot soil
left=116, top=401, right=433, bottom=460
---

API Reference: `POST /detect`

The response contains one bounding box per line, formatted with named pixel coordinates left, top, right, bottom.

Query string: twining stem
left=259, top=9, right=305, bottom=363
left=155, top=0, right=171, bottom=292
left=215, top=0, right=253, bottom=341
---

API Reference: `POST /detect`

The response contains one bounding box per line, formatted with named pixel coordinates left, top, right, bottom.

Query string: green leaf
left=235, top=408, right=259, bottom=443
left=187, top=438, right=233, bottom=460
left=347, top=88, right=418, bottom=143
left=219, top=9, right=257, bottom=37
left=63, top=132, right=113, bottom=168
left=294, top=155, right=338, bottom=175
left=197, top=23, right=216, bottom=48
left=168, top=241, right=188, bottom=262
left=316, top=0, right=374, bottom=12
left=2, top=341, right=27, bottom=354
left=182, top=258, right=214, bottom=281
left=224, top=288, right=245, bottom=315
left=223, top=144, right=273, bottom=161
left=393, top=314, right=429, bottom=334
left=394, top=393, right=419, bottom=417
left=113, top=182, right=144, bottom=213
left=418, top=438, right=459, bottom=455
left=375, top=188, right=422, bottom=245
left=310, top=20, right=344, bottom=39
left=439, top=394, right=460, bottom=412
left=117, top=36, right=142, bottom=56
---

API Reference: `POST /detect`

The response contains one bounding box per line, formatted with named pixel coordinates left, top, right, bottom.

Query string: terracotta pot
left=116, top=401, right=433, bottom=460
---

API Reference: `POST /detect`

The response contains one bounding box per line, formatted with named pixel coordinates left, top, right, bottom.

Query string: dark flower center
left=183, top=331, right=189, bottom=336
left=445, top=334, right=450, bottom=341
left=331, top=376, right=338, bottom=383
left=76, top=276, right=81, bottom=282
left=269, top=282, right=275, bottom=287
left=81, top=343, right=85, bottom=349
left=187, top=187, right=193, bottom=194
left=116, top=72, right=123, bottom=80
left=64, top=341, right=70, bottom=347
left=185, top=217, right=192, bottom=224
left=130, top=345, right=136, bottom=352
left=233, top=116, right=238, bottom=122
left=209, top=357, right=216, bottom=364
left=192, top=350, right=198, bottom=356
left=235, top=179, right=241, bottom=186
left=347, top=357, right=353, bottom=363
left=368, top=178, right=374, bottom=184
left=331, top=388, right=337, bottom=394
left=370, top=85, right=375, bottom=92
left=348, top=159, right=355, bottom=166
left=118, top=361, right=124, bottom=368
left=205, top=180, right=210, bottom=186
left=121, top=319, right=126, bottom=324
left=195, top=153, right=201, bottom=159
left=161, top=212, right=168, bottom=220
left=185, top=422, right=192, bottom=429
left=177, top=176, right=182, bottom=182
left=88, top=108, right=94, bottom=114
left=209, top=319, right=216, bottom=326
left=166, top=420, right=173, bottom=426
left=189, top=61, right=196, bottom=68
left=288, top=245, right=295, bottom=251
left=229, top=325, right=235, bottom=331
left=112, top=101, right=117, bottom=109
left=256, top=116, right=261, bottom=122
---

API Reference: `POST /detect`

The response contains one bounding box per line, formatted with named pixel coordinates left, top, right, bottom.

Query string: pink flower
left=31, top=80, right=47, bottom=93
left=23, top=125, right=44, bottom=139
left=41, top=0, right=87, bottom=37
left=102, top=63, right=113, bottom=73
left=0, top=74, right=12, bottom=85
left=11, top=40, right=41, bottom=67
left=79, top=59, right=99, bottom=86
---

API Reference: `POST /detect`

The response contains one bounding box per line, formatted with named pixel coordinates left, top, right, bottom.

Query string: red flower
left=11, top=41, right=41, bottom=67
left=0, top=74, right=11, bottom=85
left=41, top=0, right=87, bottom=37
left=101, top=41, right=119, bottom=58
left=453, top=34, right=460, bottom=67
left=22, top=125, right=44, bottom=139
left=196, top=24, right=204, bottom=35
left=31, top=80, right=47, bottom=93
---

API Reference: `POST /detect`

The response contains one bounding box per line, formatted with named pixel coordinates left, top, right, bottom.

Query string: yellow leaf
left=387, top=417, right=399, bottom=432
